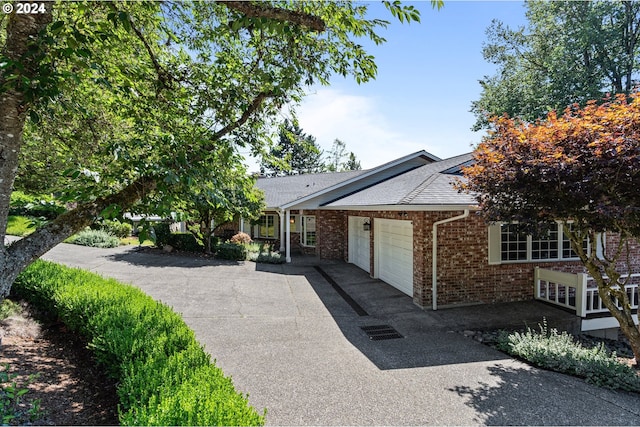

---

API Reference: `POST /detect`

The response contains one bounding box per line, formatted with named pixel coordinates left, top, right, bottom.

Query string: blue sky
left=245, top=1, right=528, bottom=171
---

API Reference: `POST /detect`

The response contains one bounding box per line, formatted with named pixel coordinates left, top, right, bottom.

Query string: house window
left=258, top=215, right=276, bottom=238
left=562, top=222, right=588, bottom=259
left=489, top=222, right=594, bottom=264
left=289, top=215, right=299, bottom=232
left=501, top=224, right=527, bottom=261
left=301, top=215, right=316, bottom=247
left=531, top=227, right=558, bottom=260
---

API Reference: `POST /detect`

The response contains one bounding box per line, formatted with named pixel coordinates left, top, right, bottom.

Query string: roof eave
left=279, top=150, right=438, bottom=209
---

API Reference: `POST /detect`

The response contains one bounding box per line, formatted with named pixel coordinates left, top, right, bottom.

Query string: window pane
left=260, top=215, right=275, bottom=238
left=562, top=223, right=587, bottom=259
left=531, top=227, right=558, bottom=260
left=501, top=224, right=527, bottom=261
left=303, top=216, right=316, bottom=247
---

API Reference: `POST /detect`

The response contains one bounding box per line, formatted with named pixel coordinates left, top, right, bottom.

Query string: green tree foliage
left=260, top=119, right=324, bottom=175
left=171, top=158, right=265, bottom=254
left=344, top=152, right=362, bottom=171
left=471, top=0, right=640, bottom=130
left=0, top=1, right=435, bottom=296
left=325, top=138, right=362, bottom=172
left=460, top=94, right=640, bottom=361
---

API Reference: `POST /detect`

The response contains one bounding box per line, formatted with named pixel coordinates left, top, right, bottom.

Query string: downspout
left=432, top=210, right=469, bottom=311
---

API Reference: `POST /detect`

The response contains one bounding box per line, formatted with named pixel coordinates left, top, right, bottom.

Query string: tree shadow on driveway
left=450, top=364, right=640, bottom=425
left=107, top=247, right=243, bottom=269
left=256, top=261, right=514, bottom=370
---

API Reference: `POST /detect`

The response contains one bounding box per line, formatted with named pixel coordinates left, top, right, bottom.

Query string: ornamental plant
left=460, top=93, right=640, bottom=362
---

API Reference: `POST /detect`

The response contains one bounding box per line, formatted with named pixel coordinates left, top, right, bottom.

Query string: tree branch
left=2, top=176, right=157, bottom=296
left=218, top=1, right=325, bottom=32
left=212, top=91, right=273, bottom=141
left=124, top=13, right=174, bottom=92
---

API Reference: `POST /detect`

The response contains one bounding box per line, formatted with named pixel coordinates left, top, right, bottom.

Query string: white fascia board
left=280, top=151, right=437, bottom=210
left=317, top=204, right=479, bottom=212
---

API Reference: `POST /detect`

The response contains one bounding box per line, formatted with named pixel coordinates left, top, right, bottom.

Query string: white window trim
left=488, top=221, right=602, bottom=265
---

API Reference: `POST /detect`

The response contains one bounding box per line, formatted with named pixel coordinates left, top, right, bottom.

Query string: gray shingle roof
left=256, top=170, right=368, bottom=208
left=324, top=153, right=477, bottom=207
left=255, top=149, right=441, bottom=209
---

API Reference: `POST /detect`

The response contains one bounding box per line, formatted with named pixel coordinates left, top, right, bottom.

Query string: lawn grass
left=120, top=236, right=155, bottom=246
left=6, top=215, right=36, bottom=236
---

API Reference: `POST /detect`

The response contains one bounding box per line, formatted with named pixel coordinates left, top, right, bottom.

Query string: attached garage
left=348, top=216, right=371, bottom=273
left=373, top=218, right=414, bottom=296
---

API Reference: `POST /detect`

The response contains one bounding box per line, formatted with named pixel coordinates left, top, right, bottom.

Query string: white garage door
left=374, top=218, right=414, bottom=296
left=348, top=216, right=371, bottom=273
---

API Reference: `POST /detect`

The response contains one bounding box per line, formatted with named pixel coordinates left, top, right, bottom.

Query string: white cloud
left=241, top=87, right=477, bottom=173
left=295, top=89, right=435, bottom=169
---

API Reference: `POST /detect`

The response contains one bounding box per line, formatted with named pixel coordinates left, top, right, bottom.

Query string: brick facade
left=315, top=209, right=640, bottom=310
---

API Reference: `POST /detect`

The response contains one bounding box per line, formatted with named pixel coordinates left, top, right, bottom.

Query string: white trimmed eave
left=317, top=204, right=480, bottom=212
left=279, top=151, right=439, bottom=210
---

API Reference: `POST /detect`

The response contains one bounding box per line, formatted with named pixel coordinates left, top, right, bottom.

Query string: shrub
left=9, top=191, right=65, bottom=220
left=153, top=223, right=172, bottom=248
left=67, top=229, right=121, bottom=248
left=255, top=253, right=285, bottom=264
left=6, top=216, right=36, bottom=237
left=14, top=261, right=265, bottom=426
left=216, top=243, right=246, bottom=261
left=152, top=223, right=206, bottom=253
left=95, top=219, right=133, bottom=238
left=169, top=233, right=203, bottom=253
left=497, top=320, right=640, bottom=392
left=0, top=299, right=22, bottom=320
left=230, top=232, right=252, bottom=245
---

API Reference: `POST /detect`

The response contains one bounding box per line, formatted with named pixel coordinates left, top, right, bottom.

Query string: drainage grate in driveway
left=361, top=325, right=404, bottom=341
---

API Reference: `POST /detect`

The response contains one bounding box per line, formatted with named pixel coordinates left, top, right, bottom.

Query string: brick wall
left=429, top=213, right=587, bottom=308
left=316, top=210, right=345, bottom=259
left=315, top=209, right=640, bottom=309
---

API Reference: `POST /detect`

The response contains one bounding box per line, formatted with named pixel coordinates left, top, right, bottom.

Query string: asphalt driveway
left=29, top=242, right=640, bottom=425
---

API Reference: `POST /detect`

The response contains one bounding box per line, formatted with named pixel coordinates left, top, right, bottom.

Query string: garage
left=374, top=218, right=414, bottom=296
left=348, top=216, right=371, bottom=273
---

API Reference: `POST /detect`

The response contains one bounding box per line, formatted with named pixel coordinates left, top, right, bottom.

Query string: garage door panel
left=375, top=218, right=413, bottom=296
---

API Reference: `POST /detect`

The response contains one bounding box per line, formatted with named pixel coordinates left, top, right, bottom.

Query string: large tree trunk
left=595, top=268, right=640, bottom=364
left=0, top=7, right=53, bottom=242
left=574, top=230, right=640, bottom=364
left=0, top=177, right=157, bottom=297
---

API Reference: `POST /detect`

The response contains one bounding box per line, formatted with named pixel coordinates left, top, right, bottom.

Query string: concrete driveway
left=30, top=242, right=640, bottom=425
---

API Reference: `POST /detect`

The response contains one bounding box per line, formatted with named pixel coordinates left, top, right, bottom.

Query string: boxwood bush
left=14, top=261, right=265, bottom=426
left=216, top=242, right=246, bottom=261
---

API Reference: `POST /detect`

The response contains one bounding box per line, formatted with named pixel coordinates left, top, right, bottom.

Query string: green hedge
left=14, top=261, right=265, bottom=426
left=216, top=242, right=246, bottom=261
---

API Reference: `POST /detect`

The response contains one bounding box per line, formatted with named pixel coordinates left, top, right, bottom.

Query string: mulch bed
left=0, top=302, right=119, bottom=425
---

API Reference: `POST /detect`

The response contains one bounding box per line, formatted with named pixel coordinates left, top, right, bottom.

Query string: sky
left=244, top=1, right=529, bottom=172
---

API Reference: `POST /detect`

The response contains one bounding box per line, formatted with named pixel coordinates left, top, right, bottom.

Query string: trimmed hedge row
left=14, top=261, right=265, bottom=426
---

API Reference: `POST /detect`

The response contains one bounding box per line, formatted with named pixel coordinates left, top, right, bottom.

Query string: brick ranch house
left=234, top=150, right=639, bottom=334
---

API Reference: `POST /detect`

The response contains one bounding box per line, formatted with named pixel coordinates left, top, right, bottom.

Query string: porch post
left=285, top=209, right=291, bottom=263
left=576, top=272, right=588, bottom=317
left=239, top=216, right=244, bottom=233
left=279, top=210, right=285, bottom=252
